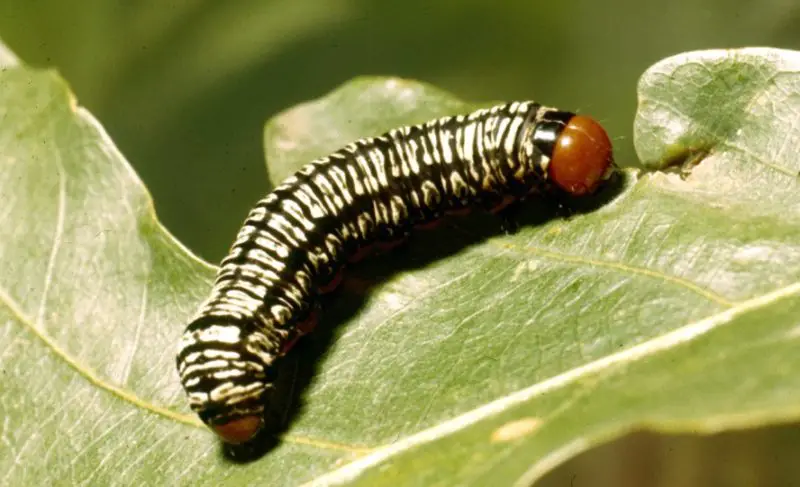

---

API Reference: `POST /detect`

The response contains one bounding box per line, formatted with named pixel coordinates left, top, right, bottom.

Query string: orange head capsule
left=549, top=115, right=614, bottom=195
left=532, top=112, right=615, bottom=196
left=211, top=415, right=263, bottom=444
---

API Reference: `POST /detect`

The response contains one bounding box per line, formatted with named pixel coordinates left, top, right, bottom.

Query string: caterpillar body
left=176, top=100, right=615, bottom=444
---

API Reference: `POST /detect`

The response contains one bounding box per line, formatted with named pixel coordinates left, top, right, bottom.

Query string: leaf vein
left=304, top=281, right=800, bottom=486
left=2, top=276, right=378, bottom=454
left=501, top=240, right=735, bottom=307
left=35, top=132, right=66, bottom=327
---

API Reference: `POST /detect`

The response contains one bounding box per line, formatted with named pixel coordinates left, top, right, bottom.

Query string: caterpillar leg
left=494, top=202, right=522, bottom=235
left=548, top=192, right=577, bottom=219
left=481, top=193, right=520, bottom=235
left=280, top=309, right=319, bottom=356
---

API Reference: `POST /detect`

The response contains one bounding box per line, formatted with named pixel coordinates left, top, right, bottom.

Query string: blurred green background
left=1, top=0, right=798, bottom=263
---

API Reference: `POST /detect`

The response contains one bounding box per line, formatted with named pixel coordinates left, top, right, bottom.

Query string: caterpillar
left=176, top=100, right=615, bottom=445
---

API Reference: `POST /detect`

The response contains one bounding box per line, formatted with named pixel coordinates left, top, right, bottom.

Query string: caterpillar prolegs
left=176, top=100, right=615, bottom=444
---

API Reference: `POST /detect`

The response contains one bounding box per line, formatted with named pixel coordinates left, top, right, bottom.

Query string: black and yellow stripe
left=175, top=101, right=615, bottom=444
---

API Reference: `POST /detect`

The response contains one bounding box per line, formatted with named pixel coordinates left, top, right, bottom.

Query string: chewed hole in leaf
left=656, top=145, right=712, bottom=179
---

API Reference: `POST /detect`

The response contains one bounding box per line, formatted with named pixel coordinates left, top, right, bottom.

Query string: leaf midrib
left=303, top=281, right=800, bottom=486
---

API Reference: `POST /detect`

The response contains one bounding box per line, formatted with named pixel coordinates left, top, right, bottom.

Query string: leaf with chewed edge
left=265, top=52, right=800, bottom=484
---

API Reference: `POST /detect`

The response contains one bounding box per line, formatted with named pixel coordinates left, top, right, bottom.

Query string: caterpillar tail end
left=211, top=415, right=264, bottom=445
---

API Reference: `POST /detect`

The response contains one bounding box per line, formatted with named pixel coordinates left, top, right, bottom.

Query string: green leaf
left=4, top=43, right=800, bottom=487
left=263, top=51, right=800, bottom=484
left=0, top=60, right=349, bottom=484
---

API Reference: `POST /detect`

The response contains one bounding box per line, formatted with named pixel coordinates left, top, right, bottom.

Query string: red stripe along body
left=176, top=101, right=615, bottom=444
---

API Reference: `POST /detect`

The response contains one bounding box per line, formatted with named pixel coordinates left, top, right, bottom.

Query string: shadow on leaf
left=219, top=170, right=630, bottom=462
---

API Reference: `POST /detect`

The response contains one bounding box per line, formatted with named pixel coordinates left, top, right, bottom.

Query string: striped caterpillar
left=176, top=100, right=615, bottom=444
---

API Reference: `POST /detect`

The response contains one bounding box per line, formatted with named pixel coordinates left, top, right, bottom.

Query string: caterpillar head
left=533, top=112, right=615, bottom=196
